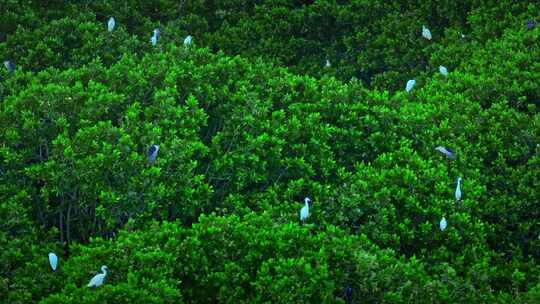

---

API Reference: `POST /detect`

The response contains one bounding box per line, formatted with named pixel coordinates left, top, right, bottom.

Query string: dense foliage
left=1, top=1, right=539, bottom=303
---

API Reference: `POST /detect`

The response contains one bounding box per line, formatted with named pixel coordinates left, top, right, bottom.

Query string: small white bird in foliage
left=300, top=197, right=310, bottom=222
left=3, top=60, right=15, bottom=73
left=439, top=65, right=448, bottom=76
left=150, top=28, right=160, bottom=46
left=325, top=59, right=331, bottom=68
left=455, top=177, right=462, bottom=202
left=87, top=265, right=108, bottom=288
left=435, top=146, right=456, bottom=160
left=439, top=217, right=447, bottom=231
left=147, top=144, right=159, bottom=164
left=422, top=25, right=432, bottom=40
left=406, top=79, right=416, bottom=92
left=184, top=35, right=193, bottom=46
left=153, top=28, right=161, bottom=38
left=107, top=17, right=115, bottom=32
left=48, top=252, right=58, bottom=271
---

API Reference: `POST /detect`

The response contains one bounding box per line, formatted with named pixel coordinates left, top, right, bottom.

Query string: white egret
left=434, top=146, right=456, bottom=160
left=150, top=28, right=160, bottom=46
left=455, top=177, right=462, bottom=202
left=406, top=79, right=416, bottom=92
left=3, top=60, right=14, bottom=73
left=439, top=217, right=447, bottom=231
left=325, top=59, right=331, bottom=68
left=147, top=144, right=159, bottom=164
left=422, top=25, right=432, bottom=40
left=184, top=35, right=193, bottom=46
left=87, top=265, right=108, bottom=288
left=48, top=252, right=58, bottom=271
left=107, top=17, right=115, bottom=33
left=439, top=65, right=448, bottom=76
left=299, top=197, right=310, bottom=222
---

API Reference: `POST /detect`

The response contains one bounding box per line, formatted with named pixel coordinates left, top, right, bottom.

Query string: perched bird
left=325, top=59, right=331, bottom=68
left=439, top=65, right=448, bottom=76
left=48, top=252, right=58, bottom=271
left=184, top=35, right=193, bottom=46
left=440, top=217, right=447, bottom=231
left=435, top=146, right=456, bottom=160
left=422, top=25, right=432, bottom=40
left=344, top=286, right=353, bottom=304
left=526, top=20, right=536, bottom=31
left=147, top=144, right=159, bottom=164
left=299, top=197, right=310, bottom=222
left=153, top=28, right=161, bottom=38
left=3, top=60, right=15, bottom=73
left=406, top=79, right=416, bottom=92
left=87, top=265, right=108, bottom=288
left=150, top=28, right=160, bottom=46
left=107, top=17, right=115, bottom=32
left=455, top=177, right=462, bottom=202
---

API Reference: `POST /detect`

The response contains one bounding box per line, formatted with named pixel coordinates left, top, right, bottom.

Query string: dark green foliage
left=0, top=0, right=539, bottom=303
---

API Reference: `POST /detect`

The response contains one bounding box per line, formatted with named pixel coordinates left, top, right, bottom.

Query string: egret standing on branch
left=3, top=60, right=15, bottom=73
left=147, top=144, right=159, bottom=164
left=184, top=35, right=193, bottom=47
left=87, top=265, right=108, bottom=288
left=300, top=197, right=310, bottom=223
left=107, top=17, right=115, bottom=33
left=439, top=65, right=448, bottom=76
left=406, top=79, right=416, bottom=92
left=48, top=252, right=58, bottom=271
left=422, top=25, right=432, bottom=40
left=150, top=28, right=160, bottom=46
left=440, top=217, right=447, bottom=231
left=455, top=177, right=462, bottom=202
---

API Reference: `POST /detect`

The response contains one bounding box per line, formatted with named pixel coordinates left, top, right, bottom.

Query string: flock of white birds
left=406, top=25, right=449, bottom=93
left=28, top=20, right=468, bottom=290
left=107, top=17, right=192, bottom=47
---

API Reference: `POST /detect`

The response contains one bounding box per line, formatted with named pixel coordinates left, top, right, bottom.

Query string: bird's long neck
left=102, top=268, right=107, bottom=275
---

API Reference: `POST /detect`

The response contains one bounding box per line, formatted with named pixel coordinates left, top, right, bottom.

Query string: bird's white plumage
left=434, top=146, right=456, bottom=160
left=300, top=197, right=310, bottom=222
left=439, top=65, right=448, bottom=76
left=455, top=177, right=462, bottom=202
left=107, top=17, right=115, bottom=32
left=406, top=79, right=416, bottom=92
left=184, top=35, right=193, bottom=46
left=147, top=144, right=159, bottom=163
left=150, top=35, right=157, bottom=46
left=48, top=252, right=58, bottom=271
left=325, top=59, right=331, bottom=68
left=440, top=217, right=447, bottom=231
left=4, top=60, right=14, bottom=73
left=422, top=25, right=432, bottom=40
left=87, top=265, right=108, bottom=288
